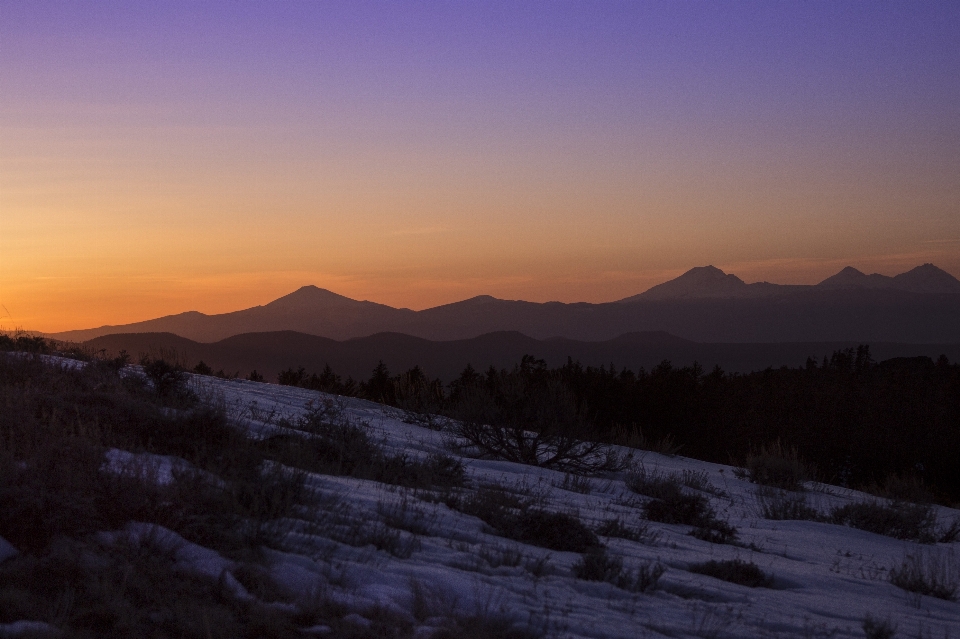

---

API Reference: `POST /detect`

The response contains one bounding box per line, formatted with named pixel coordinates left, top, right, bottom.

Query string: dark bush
left=643, top=491, right=711, bottom=526
left=830, top=501, right=938, bottom=542
left=688, top=559, right=773, bottom=588
left=141, top=357, right=189, bottom=398
left=642, top=490, right=738, bottom=544
left=513, top=510, right=599, bottom=552
left=572, top=545, right=623, bottom=582
left=450, top=483, right=598, bottom=552
left=689, top=520, right=739, bottom=545
left=377, top=453, right=466, bottom=489
left=888, top=551, right=958, bottom=601
left=193, top=360, right=214, bottom=375
left=755, top=488, right=821, bottom=521
left=737, top=442, right=812, bottom=492
left=626, top=467, right=685, bottom=500
left=447, top=362, right=625, bottom=474
left=571, top=546, right=666, bottom=593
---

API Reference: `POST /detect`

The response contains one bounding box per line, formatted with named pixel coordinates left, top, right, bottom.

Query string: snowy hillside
left=2, top=355, right=959, bottom=638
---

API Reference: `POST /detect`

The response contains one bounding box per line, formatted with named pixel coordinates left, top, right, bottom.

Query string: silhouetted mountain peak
left=817, top=263, right=960, bottom=293
left=893, top=263, right=960, bottom=294
left=837, top=266, right=866, bottom=278
left=269, top=285, right=356, bottom=305
left=261, top=286, right=399, bottom=313
left=625, top=266, right=748, bottom=301
left=816, top=267, right=883, bottom=289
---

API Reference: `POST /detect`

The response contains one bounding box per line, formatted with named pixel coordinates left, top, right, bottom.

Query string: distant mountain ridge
left=618, top=263, right=960, bottom=301
left=816, top=263, right=960, bottom=294
left=82, top=330, right=960, bottom=383
left=49, top=264, right=960, bottom=344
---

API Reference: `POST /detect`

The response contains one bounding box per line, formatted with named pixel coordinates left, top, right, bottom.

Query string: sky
left=2, top=1, right=959, bottom=332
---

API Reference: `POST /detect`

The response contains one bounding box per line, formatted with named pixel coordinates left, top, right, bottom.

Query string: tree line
left=278, top=347, right=960, bottom=502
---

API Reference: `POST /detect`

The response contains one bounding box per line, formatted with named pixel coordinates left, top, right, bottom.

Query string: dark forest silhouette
left=278, top=347, right=960, bottom=503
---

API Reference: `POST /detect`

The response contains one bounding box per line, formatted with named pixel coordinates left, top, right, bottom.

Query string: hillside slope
left=2, top=354, right=959, bottom=638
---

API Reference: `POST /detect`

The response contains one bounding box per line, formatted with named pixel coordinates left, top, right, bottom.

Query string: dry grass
left=735, top=441, right=812, bottom=492
left=571, top=546, right=665, bottom=593
left=889, top=549, right=958, bottom=601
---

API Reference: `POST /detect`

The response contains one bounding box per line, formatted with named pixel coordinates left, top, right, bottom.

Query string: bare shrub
left=736, top=441, right=812, bottom=491
left=449, top=483, right=598, bottom=552
left=626, top=466, right=685, bottom=500
left=688, top=559, right=773, bottom=588
left=755, top=488, right=821, bottom=521
left=677, top=469, right=716, bottom=493
left=448, top=378, right=625, bottom=474
left=888, top=550, right=958, bottom=601
left=572, top=546, right=665, bottom=593
left=641, top=489, right=738, bottom=545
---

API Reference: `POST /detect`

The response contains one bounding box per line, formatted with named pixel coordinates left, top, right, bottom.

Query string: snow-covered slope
left=166, top=374, right=960, bottom=639
left=6, top=355, right=956, bottom=638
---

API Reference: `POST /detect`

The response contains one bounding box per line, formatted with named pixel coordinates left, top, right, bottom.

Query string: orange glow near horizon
left=2, top=3, right=959, bottom=333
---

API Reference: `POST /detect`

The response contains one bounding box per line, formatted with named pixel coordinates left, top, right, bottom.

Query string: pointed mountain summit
left=892, top=263, right=960, bottom=294
left=264, top=285, right=402, bottom=312
left=816, top=266, right=892, bottom=290
left=817, top=263, right=960, bottom=294
left=623, top=266, right=750, bottom=301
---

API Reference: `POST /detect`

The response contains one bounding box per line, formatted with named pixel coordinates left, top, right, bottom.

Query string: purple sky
left=2, top=1, right=959, bottom=329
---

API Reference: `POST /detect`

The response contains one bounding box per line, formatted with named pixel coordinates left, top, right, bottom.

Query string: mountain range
left=50, top=263, right=960, bottom=344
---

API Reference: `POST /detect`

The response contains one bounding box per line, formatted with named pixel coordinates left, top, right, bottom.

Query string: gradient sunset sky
left=2, top=1, right=959, bottom=332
